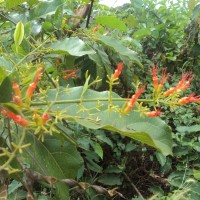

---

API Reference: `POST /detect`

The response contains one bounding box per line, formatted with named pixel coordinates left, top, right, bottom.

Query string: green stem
left=31, top=98, right=155, bottom=106
left=109, top=84, right=113, bottom=108
left=0, top=128, right=27, bottom=171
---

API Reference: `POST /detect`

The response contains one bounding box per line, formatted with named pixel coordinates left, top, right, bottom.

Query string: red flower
left=1, top=108, right=29, bottom=126
left=123, top=86, right=145, bottom=114
left=146, top=108, right=162, bottom=117
left=178, top=94, right=200, bottom=105
left=112, top=62, right=124, bottom=79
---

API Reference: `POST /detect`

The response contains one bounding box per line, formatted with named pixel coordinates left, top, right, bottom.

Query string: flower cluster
left=0, top=67, right=51, bottom=127
left=164, top=72, right=194, bottom=96
left=111, top=63, right=200, bottom=117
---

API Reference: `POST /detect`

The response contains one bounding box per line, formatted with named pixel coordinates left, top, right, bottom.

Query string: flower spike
left=151, top=65, right=159, bottom=88
left=112, top=62, right=124, bottom=79
left=151, top=65, right=169, bottom=91
left=25, top=67, right=44, bottom=101
left=178, top=94, right=200, bottom=105
left=123, top=86, right=145, bottom=114
left=146, top=108, right=162, bottom=117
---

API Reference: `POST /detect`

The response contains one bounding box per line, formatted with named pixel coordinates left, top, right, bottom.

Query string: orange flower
left=1, top=108, right=29, bottom=126
left=178, top=94, right=200, bottom=105
left=146, top=108, right=162, bottom=117
left=34, top=67, right=44, bottom=84
left=63, top=69, right=79, bottom=80
left=176, top=72, right=194, bottom=92
left=164, top=72, right=194, bottom=96
left=112, top=62, right=124, bottom=79
left=41, top=113, right=50, bottom=124
left=55, top=59, right=61, bottom=67
left=151, top=65, right=159, bottom=88
left=13, top=95, right=23, bottom=106
left=123, top=86, right=145, bottom=114
left=160, top=68, right=169, bottom=87
left=151, top=65, right=169, bottom=90
left=25, top=82, right=37, bottom=100
left=12, top=82, right=21, bottom=98
left=25, top=67, right=44, bottom=101
left=93, top=24, right=99, bottom=33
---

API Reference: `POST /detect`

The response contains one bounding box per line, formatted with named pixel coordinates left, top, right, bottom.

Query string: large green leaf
left=34, top=86, right=172, bottom=155
left=22, top=133, right=83, bottom=199
left=95, top=16, right=127, bottom=31
left=49, top=37, right=95, bottom=56
left=97, top=35, right=142, bottom=68
left=29, top=0, right=63, bottom=19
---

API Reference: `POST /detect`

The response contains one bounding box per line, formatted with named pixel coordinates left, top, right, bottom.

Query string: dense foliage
left=0, top=0, right=200, bottom=199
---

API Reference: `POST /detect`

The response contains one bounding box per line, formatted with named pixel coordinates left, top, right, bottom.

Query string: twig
left=7, top=119, right=13, bottom=151
left=123, top=172, right=145, bottom=200
left=44, top=71, right=57, bottom=88
left=86, top=0, right=94, bottom=28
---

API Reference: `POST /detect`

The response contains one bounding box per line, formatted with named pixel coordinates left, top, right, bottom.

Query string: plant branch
left=86, top=0, right=94, bottom=28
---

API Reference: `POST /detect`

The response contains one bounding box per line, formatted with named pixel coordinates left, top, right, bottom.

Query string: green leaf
left=8, top=180, right=22, bottom=195
left=193, top=170, right=200, bottom=180
left=155, top=151, right=166, bottom=167
left=192, top=4, right=200, bottom=20
left=97, top=35, right=142, bottom=68
left=14, top=21, right=24, bottom=46
left=133, top=28, right=151, bottom=40
left=0, top=76, right=12, bottom=103
left=95, top=16, right=127, bottom=31
left=21, top=133, right=83, bottom=199
left=131, top=0, right=143, bottom=9
left=54, top=5, right=63, bottom=29
left=177, top=125, right=200, bottom=133
left=36, top=87, right=172, bottom=155
left=6, top=0, right=38, bottom=9
left=0, top=68, right=7, bottom=85
left=42, top=22, right=54, bottom=33
left=29, top=0, right=64, bottom=19
left=92, top=142, right=103, bottom=159
left=98, top=174, right=122, bottom=186
left=49, top=37, right=95, bottom=56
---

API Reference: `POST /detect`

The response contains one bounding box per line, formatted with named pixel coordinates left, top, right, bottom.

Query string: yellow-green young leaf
left=6, top=0, right=38, bottom=9
left=14, top=21, right=24, bottom=46
left=95, top=16, right=127, bottom=32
